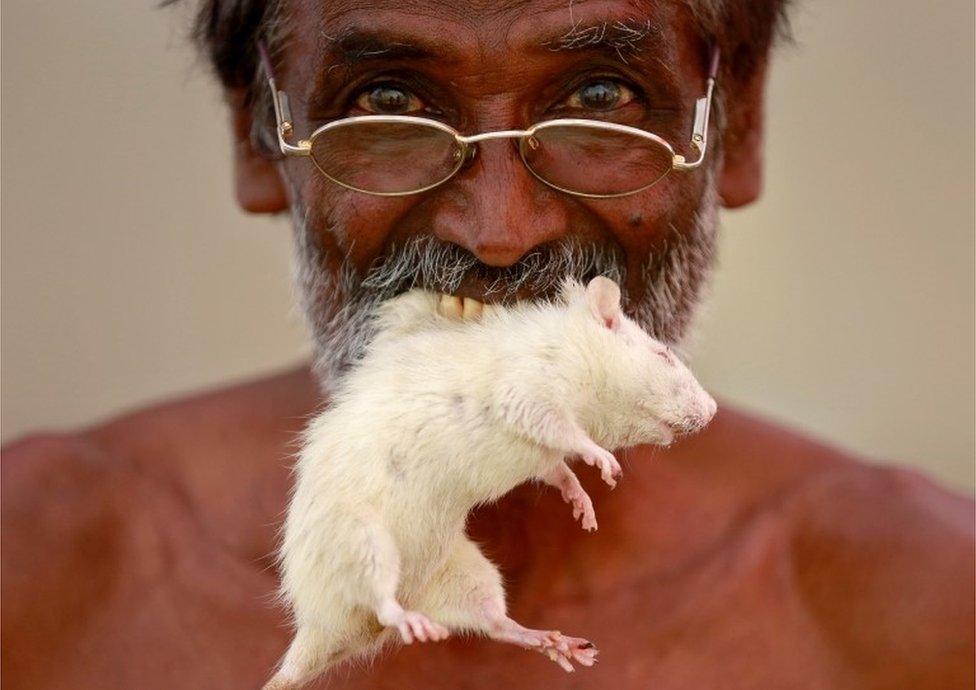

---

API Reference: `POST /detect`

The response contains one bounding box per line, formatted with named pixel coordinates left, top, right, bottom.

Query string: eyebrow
left=537, top=18, right=675, bottom=74
left=307, top=18, right=676, bottom=99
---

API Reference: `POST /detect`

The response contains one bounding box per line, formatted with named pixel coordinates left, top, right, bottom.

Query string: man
left=2, top=0, right=972, bottom=688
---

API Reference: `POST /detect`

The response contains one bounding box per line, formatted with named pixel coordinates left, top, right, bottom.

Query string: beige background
left=2, top=1, right=973, bottom=491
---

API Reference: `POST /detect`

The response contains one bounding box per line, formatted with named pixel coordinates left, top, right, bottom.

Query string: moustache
left=358, top=234, right=627, bottom=305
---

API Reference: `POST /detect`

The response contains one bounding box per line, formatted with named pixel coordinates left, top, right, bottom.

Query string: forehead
left=286, top=0, right=694, bottom=69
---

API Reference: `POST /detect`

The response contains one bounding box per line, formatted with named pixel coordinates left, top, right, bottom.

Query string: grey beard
left=288, top=173, right=718, bottom=392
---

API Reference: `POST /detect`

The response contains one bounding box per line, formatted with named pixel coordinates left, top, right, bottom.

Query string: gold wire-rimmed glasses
left=257, top=41, right=719, bottom=199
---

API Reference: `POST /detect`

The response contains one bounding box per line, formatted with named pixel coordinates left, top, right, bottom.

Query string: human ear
left=717, top=53, right=769, bottom=209
left=227, top=87, right=288, bottom=214
left=585, top=277, right=622, bottom=330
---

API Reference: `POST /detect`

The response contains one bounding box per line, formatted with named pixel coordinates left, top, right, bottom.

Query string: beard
left=286, top=171, right=719, bottom=392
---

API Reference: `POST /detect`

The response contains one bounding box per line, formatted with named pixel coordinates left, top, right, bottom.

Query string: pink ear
left=585, top=276, right=622, bottom=330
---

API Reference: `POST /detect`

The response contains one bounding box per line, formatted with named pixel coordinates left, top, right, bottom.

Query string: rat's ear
left=585, top=276, right=621, bottom=330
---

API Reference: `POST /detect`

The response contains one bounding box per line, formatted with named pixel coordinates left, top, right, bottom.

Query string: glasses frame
left=256, top=41, right=720, bottom=199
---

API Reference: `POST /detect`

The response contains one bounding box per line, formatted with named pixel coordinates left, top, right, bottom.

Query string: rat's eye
left=654, top=347, right=674, bottom=365
left=354, top=84, right=426, bottom=115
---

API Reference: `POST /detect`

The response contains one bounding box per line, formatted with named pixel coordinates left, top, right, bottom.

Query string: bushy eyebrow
left=307, top=18, right=677, bottom=99
left=537, top=17, right=676, bottom=76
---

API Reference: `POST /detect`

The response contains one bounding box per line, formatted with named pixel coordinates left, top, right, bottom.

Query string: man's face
left=270, top=0, right=729, bottom=386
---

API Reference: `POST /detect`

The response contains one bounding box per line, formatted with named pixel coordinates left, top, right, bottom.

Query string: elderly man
left=2, top=1, right=973, bottom=688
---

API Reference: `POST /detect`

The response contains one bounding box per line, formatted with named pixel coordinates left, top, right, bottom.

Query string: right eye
left=353, top=84, right=426, bottom=115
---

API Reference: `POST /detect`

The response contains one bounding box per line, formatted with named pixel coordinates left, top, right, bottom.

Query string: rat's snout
left=700, top=394, right=718, bottom=426
left=670, top=392, right=717, bottom=435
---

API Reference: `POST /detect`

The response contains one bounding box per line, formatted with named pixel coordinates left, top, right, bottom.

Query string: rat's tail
left=261, top=626, right=347, bottom=690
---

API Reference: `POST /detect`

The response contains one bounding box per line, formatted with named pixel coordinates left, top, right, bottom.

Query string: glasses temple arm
left=256, top=40, right=309, bottom=156
left=674, top=44, right=720, bottom=171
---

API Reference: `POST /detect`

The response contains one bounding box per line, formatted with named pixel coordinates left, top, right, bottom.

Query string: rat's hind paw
left=495, top=626, right=598, bottom=672
left=536, top=631, right=599, bottom=672
left=379, top=606, right=450, bottom=644
left=400, top=611, right=449, bottom=644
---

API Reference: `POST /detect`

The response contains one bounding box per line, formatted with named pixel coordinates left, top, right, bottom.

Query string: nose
left=428, top=139, right=570, bottom=267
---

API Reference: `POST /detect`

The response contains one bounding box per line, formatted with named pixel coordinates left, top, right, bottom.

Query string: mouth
left=432, top=273, right=564, bottom=319
left=655, top=421, right=675, bottom=446
left=436, top=292, right=487, bottom=320
left=450, top=272, right=565, bottom=305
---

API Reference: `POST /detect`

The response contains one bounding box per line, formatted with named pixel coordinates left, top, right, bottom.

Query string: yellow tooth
left=439, top=293, right=463, bottom=319
left=462, top=297, right=484, bottom=320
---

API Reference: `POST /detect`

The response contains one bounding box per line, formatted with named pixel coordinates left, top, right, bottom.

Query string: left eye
left=564, top=79, right=637, bottom=111
left=354, top=84, right=426, bottom=115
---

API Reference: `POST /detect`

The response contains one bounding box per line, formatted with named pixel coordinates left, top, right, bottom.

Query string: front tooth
left=462, top=297, right=484, bottom=320
left=439, top=293, right=463, bottom=318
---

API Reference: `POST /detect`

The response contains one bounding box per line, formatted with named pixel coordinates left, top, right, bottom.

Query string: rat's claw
left=582, top=513, right=598, bottom=531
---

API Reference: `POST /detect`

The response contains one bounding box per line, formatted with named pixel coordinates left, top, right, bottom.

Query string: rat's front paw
left=580, top=445, right=622, bottom=488
left=562, top=485, right=597, bottom=531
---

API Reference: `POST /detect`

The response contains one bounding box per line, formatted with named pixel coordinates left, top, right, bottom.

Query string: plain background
left=2, top=1, right=973, bottom=491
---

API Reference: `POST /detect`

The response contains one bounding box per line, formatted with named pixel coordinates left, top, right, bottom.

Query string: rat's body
left=264, top=277, right=716, bottom=689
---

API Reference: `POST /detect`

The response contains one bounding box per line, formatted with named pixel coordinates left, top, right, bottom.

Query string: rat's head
left=570, top=276, right=717, bottom=445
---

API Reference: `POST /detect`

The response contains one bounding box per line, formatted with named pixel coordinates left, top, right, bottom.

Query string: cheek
left=579, top=172, right=708, bottom=295
left=300, top=172, right=422, bottom=274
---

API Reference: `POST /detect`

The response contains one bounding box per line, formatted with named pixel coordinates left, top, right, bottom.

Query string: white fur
left=263, top=277, right=716, bottom=689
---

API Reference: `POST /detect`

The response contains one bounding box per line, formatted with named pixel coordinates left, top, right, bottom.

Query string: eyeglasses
left=257, top=41, right=719, bottom=199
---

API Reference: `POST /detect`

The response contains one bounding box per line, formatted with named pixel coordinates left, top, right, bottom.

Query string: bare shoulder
left=2, top=362, right=319, bottom=488
left=691, top=405, right=973, bottom=685
left=2, top=366, right=320, bottom=686
left=2, top=362, right=320, bottom=566
left=783, top=444, right=974, bottom=685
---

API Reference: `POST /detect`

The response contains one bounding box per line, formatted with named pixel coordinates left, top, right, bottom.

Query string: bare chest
left=37, top=514, right=860, bottom=690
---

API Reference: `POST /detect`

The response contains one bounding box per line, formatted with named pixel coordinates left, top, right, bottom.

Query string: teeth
left=438, top=294, right=463, bottom=319
left=438, top=293, right=485, bottom=320
left=462, top=297, right=483, bottom=320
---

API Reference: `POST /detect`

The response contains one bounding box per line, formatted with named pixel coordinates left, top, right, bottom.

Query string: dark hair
left=168, top=0, right=790, bottom=149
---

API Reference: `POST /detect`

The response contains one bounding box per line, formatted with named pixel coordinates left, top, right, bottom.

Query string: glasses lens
left=520, top=123, right=675, bottom=196
left=309, top=120, right=463, bottom=195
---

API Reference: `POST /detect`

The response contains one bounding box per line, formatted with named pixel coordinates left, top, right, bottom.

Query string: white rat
left=263, top=276, right=717, bottom=690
